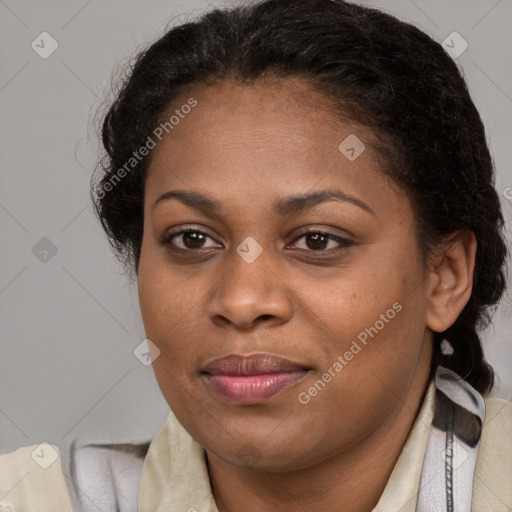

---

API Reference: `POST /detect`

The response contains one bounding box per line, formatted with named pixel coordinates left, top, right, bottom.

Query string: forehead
left=144, top=78, right=405, bottom=218
left=152, top=77, right=357, bottom=152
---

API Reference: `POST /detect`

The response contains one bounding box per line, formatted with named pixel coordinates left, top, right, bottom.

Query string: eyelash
left=160, top=225, right=354, bottom=255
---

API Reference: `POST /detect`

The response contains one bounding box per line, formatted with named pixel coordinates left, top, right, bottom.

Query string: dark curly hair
left=92, top=0, right=508, bottom=395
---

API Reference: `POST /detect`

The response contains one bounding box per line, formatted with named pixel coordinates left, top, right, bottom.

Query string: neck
left=206, top=369, right=432, bottom=512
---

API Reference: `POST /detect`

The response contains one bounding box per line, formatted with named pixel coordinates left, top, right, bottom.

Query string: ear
left=425, top=230, right=477, bottom=333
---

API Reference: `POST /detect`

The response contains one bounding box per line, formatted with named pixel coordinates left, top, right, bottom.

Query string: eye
left=161, top=227, right=220, bottom=250
left=161, top=226, right=354, bottom=254
left=288, top=230, right=353, bottom=253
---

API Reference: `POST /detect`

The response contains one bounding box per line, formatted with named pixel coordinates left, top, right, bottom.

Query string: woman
left=1, top=0, right=510, bottom=510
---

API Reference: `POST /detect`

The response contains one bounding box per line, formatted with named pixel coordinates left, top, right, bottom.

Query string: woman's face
left=138, top=78, right=434, bottom=471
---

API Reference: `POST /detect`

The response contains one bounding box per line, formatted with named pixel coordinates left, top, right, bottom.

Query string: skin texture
left=137, top=78, right=476, bottom=512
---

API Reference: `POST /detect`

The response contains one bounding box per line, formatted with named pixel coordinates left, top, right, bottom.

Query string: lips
left=202, top=353, right=310, bottom=404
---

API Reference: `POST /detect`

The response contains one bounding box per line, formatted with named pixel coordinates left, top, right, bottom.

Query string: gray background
left=1, top=0, right=511, bottom=455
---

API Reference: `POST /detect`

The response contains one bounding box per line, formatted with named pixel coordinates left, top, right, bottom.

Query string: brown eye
left=304, top=232, right=329, bottom=250
left=180, top=231, right=207, bottom=249
left=162, top=228, right=219, bottom=250
left=290, top=231, right=353, bottom=252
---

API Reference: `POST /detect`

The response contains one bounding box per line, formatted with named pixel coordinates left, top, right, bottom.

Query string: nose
left=207, top=248, right=293, bottom=331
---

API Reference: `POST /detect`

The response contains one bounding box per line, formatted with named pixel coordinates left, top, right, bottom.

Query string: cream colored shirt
left=1, top=381, right=511, bottom=511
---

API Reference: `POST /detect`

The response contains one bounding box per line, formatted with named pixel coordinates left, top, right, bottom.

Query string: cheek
left=137, top=244, right=213, bottom=383
left=298, top=252, right=413, bottom=334
left=304, top=241, right=428, bottom=375
left=138, top=233, right=191, bottom=329
left=137, top=247, right=186, bottom=357
left=137, top=261, right=200, bottom=409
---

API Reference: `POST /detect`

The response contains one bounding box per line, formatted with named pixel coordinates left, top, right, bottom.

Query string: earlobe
left=426, top=230, right=477, bottom=333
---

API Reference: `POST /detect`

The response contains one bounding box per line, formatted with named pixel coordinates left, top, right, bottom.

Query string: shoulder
left=0, top=440, right=150, bottom=512
left=0, top=443, right=73, bottom=511
left=480, top=395, right=512, bottom=457
left=473, top=396, right=512, bottom=509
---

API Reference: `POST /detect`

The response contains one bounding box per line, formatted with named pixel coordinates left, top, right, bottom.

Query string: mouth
left=201, top=353, right=311, bottom=404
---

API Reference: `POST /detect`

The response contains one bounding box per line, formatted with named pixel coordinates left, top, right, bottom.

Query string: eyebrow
left=152, top=189, right=376, bottom=217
